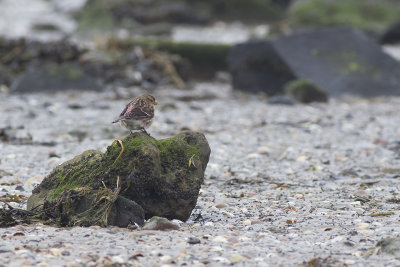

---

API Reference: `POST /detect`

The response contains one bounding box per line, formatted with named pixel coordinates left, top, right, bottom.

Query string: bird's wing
left=122, top=105, right=153, bottom=120
left=119, top=105, right=128, bottom=117
left=112, top=105, right=129, bottom=123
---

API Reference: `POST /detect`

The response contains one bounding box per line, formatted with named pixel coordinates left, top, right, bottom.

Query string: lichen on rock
left=27, top=131, right=211, bottom=226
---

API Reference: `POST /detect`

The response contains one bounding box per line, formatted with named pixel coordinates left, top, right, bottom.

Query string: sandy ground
left=1, top=83, right=400, bottom=266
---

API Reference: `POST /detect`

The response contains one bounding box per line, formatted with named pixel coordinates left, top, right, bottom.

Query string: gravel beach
left=1, top=83, right=400, bottom=266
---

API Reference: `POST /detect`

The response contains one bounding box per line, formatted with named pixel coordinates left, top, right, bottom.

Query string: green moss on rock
left=284, top=79, right=328, bottom=103
left=107, top=38, right=231, bottom=77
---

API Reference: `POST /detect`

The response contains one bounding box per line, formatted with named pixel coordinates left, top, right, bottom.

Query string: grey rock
left=380, top=20, right=400, bottom=45
left=14, top=185, right=24, bottom=191
left=377, top=238, right=400, bottom=255
left=10, top=63, right=102, bottom=93
left=187, top=237, right=201, bottom=244
left=229, top=27, right=400, bottom=97
left=142, top=216, right=179, bottom=231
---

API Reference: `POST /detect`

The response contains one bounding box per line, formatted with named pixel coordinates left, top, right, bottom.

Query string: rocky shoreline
left=1, top=84, right=400, bottom=266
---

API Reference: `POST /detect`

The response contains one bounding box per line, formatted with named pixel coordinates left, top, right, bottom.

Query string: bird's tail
left=112, top=119, right=120, bottom=123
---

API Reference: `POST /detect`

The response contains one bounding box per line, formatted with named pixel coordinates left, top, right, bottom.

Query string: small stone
left=212, top=256, right=229, bottom=263
left=13, top=232, right=24, bottom=236
left=15, top=250, right=35, bottom=259
left=344, top=241, right=355, bottom=247
left=111, top=255, right=125, bottom=264
left=357, top=223, right=370, bottom=230
left=331, top=236, right=345, bottom=243
left=187, top=237, right=201, bottom=244
left=243, top=219, right=252, bottom=225
left=61, top=250, right=70, bottom=256
left=355, top=208, right=365, bottom=215
left=15, top=185, right=24, bottom=191
left=377, top=238, right=400, bottom=255
left=212, top=236, right=228, bottom=243
left=222, top=211, right=234, bottom=217
left=359, top=229, right=373, bottom=235
left=230, top=254, right=245, bottom=264
left=142, top=217, right=179, bottom=231
left=215, top=203, right=227, bottom=209
left=348, top=230, right=358, bottom=236
left=49, top=248, right=62, bottom=256
left=160, top=255, right=173, bottom=264
left=247, top=153, right=260, bottom=159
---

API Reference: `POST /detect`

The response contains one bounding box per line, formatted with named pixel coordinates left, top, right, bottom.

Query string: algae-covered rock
left=77, top=0, right=286, bottom=32
left=28, top=131, right=211, bottom=225
left=108, top=38, right=231, bottom=79
left=284, top=79, right=328, bottom=103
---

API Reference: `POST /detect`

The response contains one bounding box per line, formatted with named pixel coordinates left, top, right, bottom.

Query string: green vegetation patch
left=289, top=0, right=400, bottom=33
left=284, top=79, right=328, bottom=103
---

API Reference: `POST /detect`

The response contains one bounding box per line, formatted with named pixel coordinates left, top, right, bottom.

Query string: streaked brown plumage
left=112, top=94, right=157, bottom=134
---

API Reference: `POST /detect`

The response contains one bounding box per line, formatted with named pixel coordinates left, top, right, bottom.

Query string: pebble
left=357, top=223, right=370, bottom=230
left=212, top=257, right=229, bottom=264
left=159, top=255, right=173, bottom=263
left=222, top=211, right=234, bottom=217
left=49, top=248, right=62, bottom=256
left=14, top=185, right=24, bottom=191
left=331, top=236, right=346, bottom=243
left=142, top=217, right=179, bottom=231
left=230, top=254, right=245, bottom=264
left=215, top=203, right=227, bottom=209
left=243, top=219, right=252, bottom=225
left=355, top=208, right=365, bottom=215
left=212, top=236, right=228, bottom=243
left=187, top=237, right=201, bottom=244
left=111, top=256, right=125, bottom=264
left=15, top=250, right=35, bottom=259
left=61, top=250, right=70, bottom=256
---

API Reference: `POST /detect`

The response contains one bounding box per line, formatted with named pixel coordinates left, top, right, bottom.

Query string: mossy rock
left=43, top=187, right=145, bottom=227
left=27, top=131, right=211, bottom=224
left=77, top=0, right=285, bottom=32
left=284, top=79, right=328, bottom=103
left=107, top=38, right=231, bottom=79
left=289, top=0, right=400, bottom=34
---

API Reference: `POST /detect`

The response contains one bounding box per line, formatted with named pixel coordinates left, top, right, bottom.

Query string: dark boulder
left=228, top=27, right=400, bottom=97
left=11, top=63, right=102, bottom=93
left=228, top=40, right=295, bottom=95
left=380, top=20, right=400, bottom=45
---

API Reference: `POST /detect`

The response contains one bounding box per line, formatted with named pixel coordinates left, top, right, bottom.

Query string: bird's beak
left=154, top=101, right=158, bottom=105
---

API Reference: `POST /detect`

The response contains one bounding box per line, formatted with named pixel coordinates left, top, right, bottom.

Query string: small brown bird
left=112, top=94, right=157, bottom=134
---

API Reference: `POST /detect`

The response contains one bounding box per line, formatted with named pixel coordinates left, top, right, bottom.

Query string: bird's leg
left=141, top=128, right=150, bottom=136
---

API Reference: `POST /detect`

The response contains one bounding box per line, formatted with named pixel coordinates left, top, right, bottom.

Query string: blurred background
left=0, top=0, right=399, bottom=97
